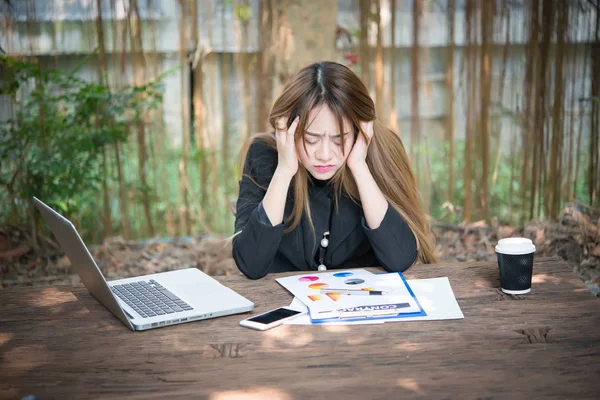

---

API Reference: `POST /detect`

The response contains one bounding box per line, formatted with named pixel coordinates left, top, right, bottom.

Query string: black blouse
left=232, top=138, right=418, bottom=279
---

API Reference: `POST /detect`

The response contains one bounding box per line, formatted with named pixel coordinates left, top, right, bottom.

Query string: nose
left=315, top=139, right=331, bottom=162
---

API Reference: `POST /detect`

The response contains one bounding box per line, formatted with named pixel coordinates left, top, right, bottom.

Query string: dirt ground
left=1, top=202, right=599, bottom=297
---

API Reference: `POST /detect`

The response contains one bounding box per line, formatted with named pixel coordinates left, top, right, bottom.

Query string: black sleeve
left=361, top=202, right=418, bottom=272
left=232, top=139, right=286, bottom=279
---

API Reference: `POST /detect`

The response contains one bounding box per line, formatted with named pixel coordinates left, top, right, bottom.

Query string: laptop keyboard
left=110, top=279, right=193, bottom=319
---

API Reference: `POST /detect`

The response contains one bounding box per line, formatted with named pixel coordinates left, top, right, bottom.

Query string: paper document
left=276, top=269, right=425, bottom=322
left=285, top=277, right=464, bottom=325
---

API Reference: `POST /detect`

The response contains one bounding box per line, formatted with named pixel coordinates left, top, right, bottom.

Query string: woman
left=232, top=61, right=436, bottom=279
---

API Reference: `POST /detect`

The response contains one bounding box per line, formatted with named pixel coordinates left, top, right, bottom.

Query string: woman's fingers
left=275, top=116, right=288, bottom=145
left=274, top=115, right=299, bottom=177
left=360, top=120, right=374, bottom=141
left=275, top=116, right=287, bottom=135
left=361, top=121, right=374, bottom=136
left=288, top=115, right=300, bottom=137
left=276, top=115, right=299, bottom=147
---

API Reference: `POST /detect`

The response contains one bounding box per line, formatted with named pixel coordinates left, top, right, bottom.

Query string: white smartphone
left=239, top=307, right=305, bottom=331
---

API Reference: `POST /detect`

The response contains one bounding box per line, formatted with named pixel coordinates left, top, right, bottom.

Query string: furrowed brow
left=305, top=130, right=350, bottom=138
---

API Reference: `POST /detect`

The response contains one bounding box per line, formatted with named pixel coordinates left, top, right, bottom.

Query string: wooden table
left=1, top=256, right=599, bottom=399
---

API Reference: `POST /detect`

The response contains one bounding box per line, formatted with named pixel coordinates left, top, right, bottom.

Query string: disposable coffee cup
left=495, top=238, right=536, bottom=294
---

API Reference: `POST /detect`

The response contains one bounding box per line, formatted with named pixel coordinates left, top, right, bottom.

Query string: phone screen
left=247, top=308, right=301, bottom=324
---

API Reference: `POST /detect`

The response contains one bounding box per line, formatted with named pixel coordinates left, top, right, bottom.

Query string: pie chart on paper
left=308, top=283, right=328, bottom=290
left=299, top=276, right=319, bottom=282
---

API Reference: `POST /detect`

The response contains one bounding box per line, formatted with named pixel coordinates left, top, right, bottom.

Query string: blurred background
left=0, top=0, right=599, bottom=292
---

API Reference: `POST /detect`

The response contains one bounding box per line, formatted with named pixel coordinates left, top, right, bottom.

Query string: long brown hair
left=238, top=61, right=436, bottom=264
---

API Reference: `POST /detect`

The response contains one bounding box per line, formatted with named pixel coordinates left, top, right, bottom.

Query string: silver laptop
left=33, top=197, right=254, bottom=331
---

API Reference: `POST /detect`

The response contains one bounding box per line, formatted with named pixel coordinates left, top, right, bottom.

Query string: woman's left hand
left=347, top=120, right=374, bottom=171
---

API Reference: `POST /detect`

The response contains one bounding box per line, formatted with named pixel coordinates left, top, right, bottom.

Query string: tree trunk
left=100, top=148, right=111, bottom=239
left=590, top=3, right=600, bottom=206
left=190, top=0, right=209, bottom=225
left=114, top=143, right=131, bottom=239
left=520, top=0, right=538, bottom=224
left=131, top=0, right=154, bottom=237
left=95, top=0, right=111, bottom=240
left=274, top=0, right=338, bottom=96
left=146, top=0, right=167, bottom=235
left=257, top=0, right=275, bottom=132
left=479, top=0, right=493, bottom=222
left=546, top=0, right=567, bottom=220
left=359, top=0, right=371, bottom=93
left=497, top=0, right=509, bottom=111
left=530, top=0, right=553, bottom=220
left=109, top=0, right=131, bottom=239
left=177, top=0, right=191, bottom=236
left=240, top=0, right=253, bottom=138
left=95, top=0, right=108, bottom=85
left=492, top=0, right=509, bottom=194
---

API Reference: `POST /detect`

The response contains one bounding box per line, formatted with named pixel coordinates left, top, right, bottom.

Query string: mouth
left=314, top=165, right=335, bottom=173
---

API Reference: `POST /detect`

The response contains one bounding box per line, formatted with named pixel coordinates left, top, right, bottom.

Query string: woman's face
left=297, top=105, right=355, bottom=180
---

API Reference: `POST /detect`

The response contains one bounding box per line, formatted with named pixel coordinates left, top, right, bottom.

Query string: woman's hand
left=275, top=115, right=300, bottom=179
left=347, top=120, right=374, bottom=172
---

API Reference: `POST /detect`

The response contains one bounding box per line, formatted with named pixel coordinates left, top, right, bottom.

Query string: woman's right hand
left=275, top=115, right=300, bottom=179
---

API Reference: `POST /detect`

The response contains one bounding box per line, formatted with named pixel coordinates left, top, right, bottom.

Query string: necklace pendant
left=317, top=264, right=327, bottom=271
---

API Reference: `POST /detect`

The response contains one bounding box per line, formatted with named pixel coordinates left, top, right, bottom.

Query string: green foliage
left=0, top=55, right=162, bottom=225
left=425, top=138, right=592, bottom=225
left=233, top=4, right=252, bottom=22
left=347, top=28, right=361, bottom=38
left=425, top=140, right=522, bottom=224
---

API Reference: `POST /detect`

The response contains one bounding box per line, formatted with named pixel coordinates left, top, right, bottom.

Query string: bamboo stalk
left=388, top=0, right=397, bottom=130
left=221, top=4, right=232, bottom=230
left=374, top=0, right=384, bottom=119
left=463, top=0, right=474, bottom=223
left=508, top=97, right=519, bottom=222
left=573, top=9, right=590, bottom=201
left=565, top=6, right=578, bottom=203
left=207, top=1, right=220, bottom=230
left=446, top=0, right=455, bottom=203
left=110, top=0, right=131, bottom=239
left=410, top=0, right=422, bottom=166
left=146, top=0, right=168, bottom=235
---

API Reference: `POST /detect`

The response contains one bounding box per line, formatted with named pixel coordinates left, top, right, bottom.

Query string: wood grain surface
left=1, top=257, right=599, bottom=399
